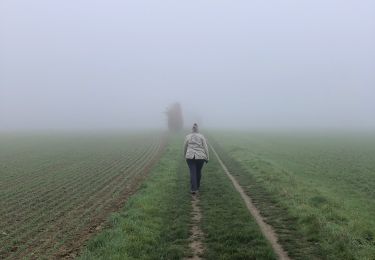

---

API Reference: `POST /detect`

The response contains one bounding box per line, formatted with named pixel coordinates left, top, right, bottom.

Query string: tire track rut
left=210, top=144, right=291, bottom=260
left=185, top=194, right=205, bottom=260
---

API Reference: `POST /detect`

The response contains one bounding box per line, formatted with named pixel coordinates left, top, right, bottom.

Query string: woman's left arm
left=183, top=136, right=189, bottom=157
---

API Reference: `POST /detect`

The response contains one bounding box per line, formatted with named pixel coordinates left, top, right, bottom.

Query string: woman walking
left=183, top=123, right=209, bottom=194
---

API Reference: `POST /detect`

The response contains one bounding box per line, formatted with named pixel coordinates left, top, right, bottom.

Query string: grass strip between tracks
left=198, top=145, right=276, bottom=260
left=79, top=135, right=191, bottom=259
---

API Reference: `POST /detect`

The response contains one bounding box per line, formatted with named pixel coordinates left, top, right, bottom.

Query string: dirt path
left=210, top=144, right=291, bottom=260
left=185, top=194, right=205, bottom=260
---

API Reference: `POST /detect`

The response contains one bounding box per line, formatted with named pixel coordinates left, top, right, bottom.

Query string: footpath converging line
left=185, top=193, right=205, bottom=260
left=210, top=144, right=291, bottom=260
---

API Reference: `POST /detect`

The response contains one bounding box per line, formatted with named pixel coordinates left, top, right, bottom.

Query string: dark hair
left=192, top=123, right=198, bottom=132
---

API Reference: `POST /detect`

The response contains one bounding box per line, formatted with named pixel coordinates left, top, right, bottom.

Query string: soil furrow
left=6, top=137, right=165, bottom=260
left=5, top=142, right=159, bottom=259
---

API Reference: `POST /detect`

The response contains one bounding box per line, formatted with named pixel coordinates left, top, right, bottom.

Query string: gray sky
left=1, top=0, right=374, bottom=130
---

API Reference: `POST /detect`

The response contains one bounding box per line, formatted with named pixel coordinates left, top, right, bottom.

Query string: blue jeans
left=186, top=159, right=205, bottom=192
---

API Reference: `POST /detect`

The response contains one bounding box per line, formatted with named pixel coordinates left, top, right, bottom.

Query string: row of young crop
left=0, top=151, right=93, bottom=189
left=22, top=138, right=164, bottom=259
left=0, top=145, right=146, bottom=236
left=1, top=136, right=165, bottom=259
left=21, top=141, right=161, bottom=258
left=0, top=141, right=151, bottom=206
left=0, top=144, right=150, bottom=218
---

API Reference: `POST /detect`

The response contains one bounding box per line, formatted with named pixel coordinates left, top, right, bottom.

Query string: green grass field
left=210, top=131, right=375, bottom=259
left=1, top=131, right=374, bottom=259
left=79, top=135, right=276, bottom=260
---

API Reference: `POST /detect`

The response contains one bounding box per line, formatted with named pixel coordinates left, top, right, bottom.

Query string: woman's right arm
left=202, top=137, right=209, bottom=162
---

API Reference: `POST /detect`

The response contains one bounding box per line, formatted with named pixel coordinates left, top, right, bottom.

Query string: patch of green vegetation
left=79, top=133, right=279, bottom=260
left=79, top=135, right=191, bottom=260
left=209, top=132, right=375, bottom=260
left=199, top=147, right=276, bottom=260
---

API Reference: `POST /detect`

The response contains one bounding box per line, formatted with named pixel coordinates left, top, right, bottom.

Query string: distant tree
left=165, top=102, right=183, bottom=132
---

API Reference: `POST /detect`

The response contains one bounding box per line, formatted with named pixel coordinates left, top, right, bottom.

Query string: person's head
left=192, top=123, right=199, bottom=133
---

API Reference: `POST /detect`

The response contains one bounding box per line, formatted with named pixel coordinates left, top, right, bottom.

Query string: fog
left=1, top=0, right=374, bottom=131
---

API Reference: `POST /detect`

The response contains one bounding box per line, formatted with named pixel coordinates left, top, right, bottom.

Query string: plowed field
left=0, top=133, right=165, bottom=259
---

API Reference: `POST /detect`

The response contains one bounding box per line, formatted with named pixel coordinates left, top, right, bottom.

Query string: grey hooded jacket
left=183, top=133, right=209, bottom=161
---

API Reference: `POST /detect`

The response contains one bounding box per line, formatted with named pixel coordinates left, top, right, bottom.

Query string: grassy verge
left=78, top=135, right=191, bottom=260
left=210, top=139, right=316, bottom=259
left=209, top=132, right=375, bottom=260
left=198, top=146, right=276, bottom=260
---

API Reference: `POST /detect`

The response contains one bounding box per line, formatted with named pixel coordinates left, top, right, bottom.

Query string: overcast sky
left=1, top=0, right=374, bottom=130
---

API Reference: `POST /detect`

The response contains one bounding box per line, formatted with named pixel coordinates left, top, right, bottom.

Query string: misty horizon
left=1, top=0, right=374, bottom=131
